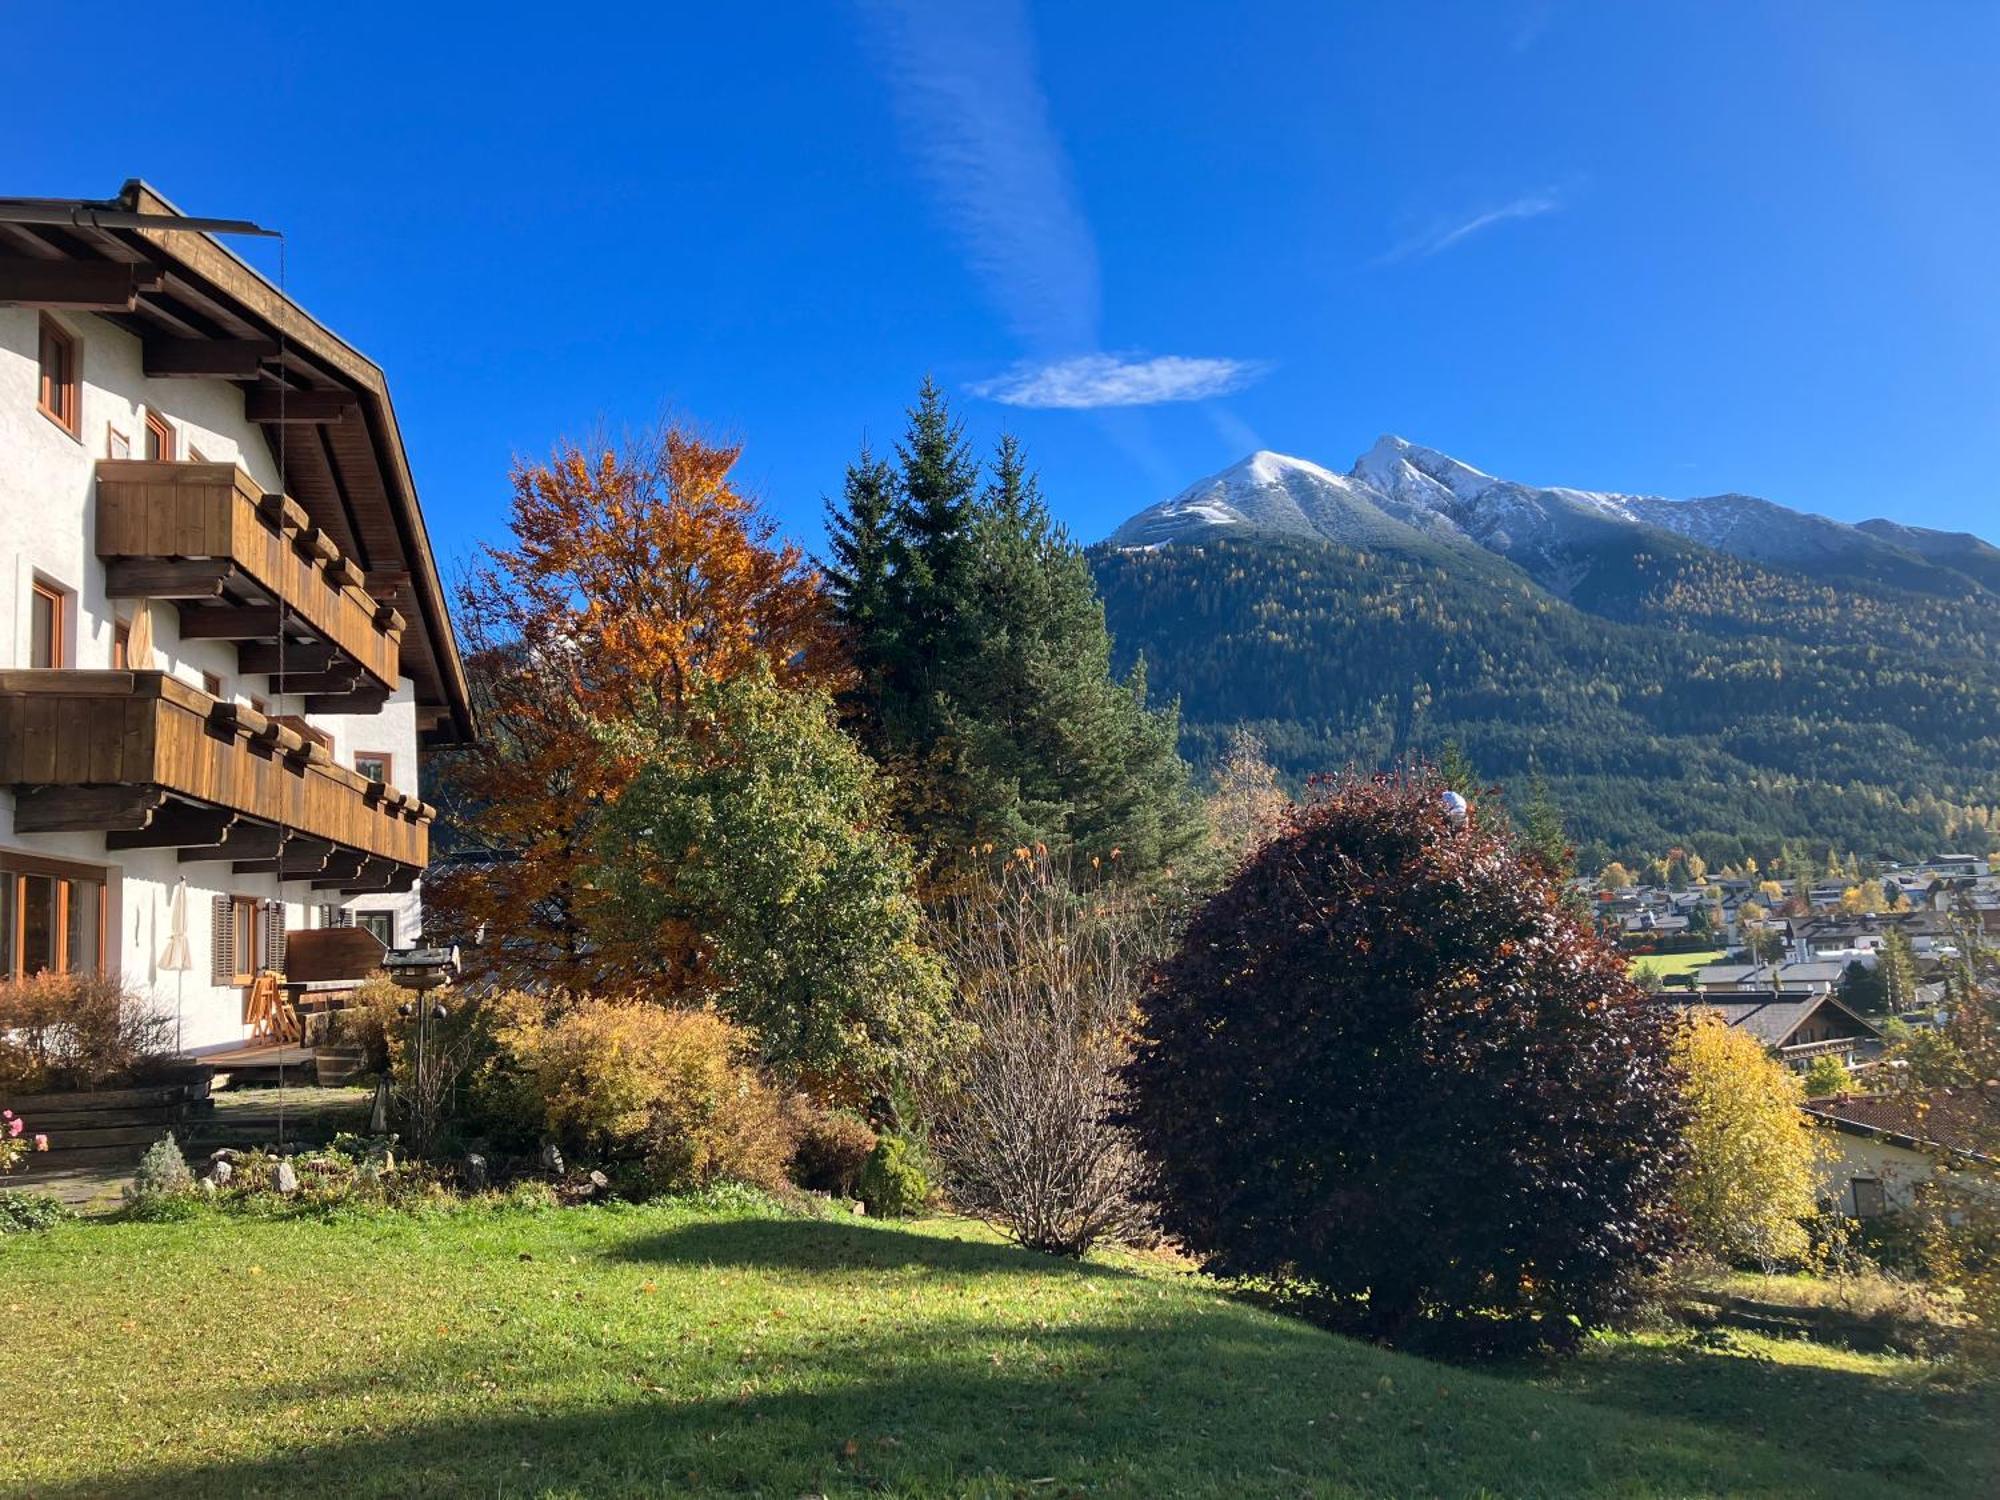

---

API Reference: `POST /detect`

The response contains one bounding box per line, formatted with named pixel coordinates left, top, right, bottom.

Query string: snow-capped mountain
left=1110, top=436, right=1998, bottom=600
left=1108, top=449, right=1465, bottom=553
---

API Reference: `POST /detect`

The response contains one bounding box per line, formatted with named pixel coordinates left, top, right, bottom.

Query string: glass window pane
left=65, top=880, right=100, bottom=974
left=20, top=875, right=57, bottom=975
left=30, top=590, right=56, bottom=669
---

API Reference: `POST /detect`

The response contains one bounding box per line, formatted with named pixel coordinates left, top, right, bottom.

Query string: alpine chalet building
left=0, top=182, right=471, bottom=1052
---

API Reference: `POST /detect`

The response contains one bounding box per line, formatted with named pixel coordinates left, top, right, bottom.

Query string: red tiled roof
left=1802, top=1089, right=2000, bottom=1161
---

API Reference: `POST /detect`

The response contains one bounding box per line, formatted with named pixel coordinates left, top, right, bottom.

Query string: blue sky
left=7, top=2, right=1998, bottom=566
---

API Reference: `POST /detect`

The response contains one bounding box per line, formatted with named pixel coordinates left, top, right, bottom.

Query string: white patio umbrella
left=159, top=877, right=193, bottom=1053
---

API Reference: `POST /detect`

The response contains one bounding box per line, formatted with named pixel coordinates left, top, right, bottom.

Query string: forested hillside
left=1092, top=535, right=2000, bottom=868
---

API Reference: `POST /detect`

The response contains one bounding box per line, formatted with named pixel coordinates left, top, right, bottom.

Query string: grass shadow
left=601, top=1211, right=1144, bottom=1280
left=1536, top=1329, right=1998, bottom=1492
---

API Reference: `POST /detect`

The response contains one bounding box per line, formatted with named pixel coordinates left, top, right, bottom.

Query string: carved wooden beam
left=244, top=389, right=356, bottom=424
left=268, top=669, right=361, bottom=696
left=179, top=821, right=284, bottom=863
left=0, top=258, right=164, bottom=310
left=103, top=559, right=231, bottom=600
left=106, top=804, right=238, bottom=851
left=142, top=337, right=278, bottom=378
left=236, top=641, right=337, bottom=675
left=13, top=785, right=167, bottom=833
left=177, top=606, right=284, bottom=640
left=306, top=688, right=391, bottom=715
left=234, top=835, right=334, bottom=878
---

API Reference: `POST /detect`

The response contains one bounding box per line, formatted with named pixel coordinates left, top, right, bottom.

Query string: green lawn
left=1630, top=948, right=1729, bottom=982
left=1, top=1198, right=1991, bottom=1498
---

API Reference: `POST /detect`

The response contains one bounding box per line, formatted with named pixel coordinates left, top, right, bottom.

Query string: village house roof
left=1669, top=990, right=1881, bottom=1051
left=1803, top=1090, right=1998, bottom=1162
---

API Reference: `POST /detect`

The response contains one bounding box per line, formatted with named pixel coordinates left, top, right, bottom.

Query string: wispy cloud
left=971, top=354, right=1271, bottom=410
left=858, top=0, right=1097, bottom=351
left=857, top=0, right=1265, bottom=411
left=1382, top=187, right=1567, bottom=263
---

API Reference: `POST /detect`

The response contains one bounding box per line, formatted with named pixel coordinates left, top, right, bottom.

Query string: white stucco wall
left=1815, top=1130, right=1941, bottom=1217
left=1, top=306, right=424, bottom=1052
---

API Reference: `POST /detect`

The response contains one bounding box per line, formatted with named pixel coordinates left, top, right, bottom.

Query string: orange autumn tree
left=427, top=422, right=843, bottom=993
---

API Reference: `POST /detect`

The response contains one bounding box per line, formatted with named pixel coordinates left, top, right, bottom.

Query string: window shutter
left=210, top=895, right=234, bottom=985
left=263, top=901, right=288, bottom=976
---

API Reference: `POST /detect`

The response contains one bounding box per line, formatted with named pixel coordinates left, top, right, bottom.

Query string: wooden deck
left=202, top=1041, right=318, bottom=1071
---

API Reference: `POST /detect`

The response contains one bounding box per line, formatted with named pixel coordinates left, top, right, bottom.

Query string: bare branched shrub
left=930, top=854, right=1162, bottom=1256
left=0, top=973, right=175, bottom=1091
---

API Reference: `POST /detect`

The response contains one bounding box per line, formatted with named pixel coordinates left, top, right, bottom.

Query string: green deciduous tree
left=595, top=667, right=956, bottom=1095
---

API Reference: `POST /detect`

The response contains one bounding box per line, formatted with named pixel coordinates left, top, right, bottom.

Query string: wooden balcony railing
left=95, top=461, right=404, bottom=708
left=0, top=671, right=430, bottom=889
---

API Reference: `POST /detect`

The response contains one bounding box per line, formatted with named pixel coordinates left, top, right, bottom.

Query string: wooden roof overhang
left=0, top=670, right=429, bottom=890
left=0, top=182, right=473, bottom=744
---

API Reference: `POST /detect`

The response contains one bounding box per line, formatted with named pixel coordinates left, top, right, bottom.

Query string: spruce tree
left=824, top=443, right=898, bottom=733
left=823, top=384, right=1201, bottom=881
left=1518, top=763, right=1571, bottom=875
left=889, top=374, right=981, bottom=709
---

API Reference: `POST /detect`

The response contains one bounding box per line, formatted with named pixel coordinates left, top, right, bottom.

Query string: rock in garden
left=205, top=1158, right=233, bottom=1186
left=539, top=1143, right=565, bottom=1174
left=274, top=1160, right=300, bottom=1195
left=209, top=1147, right=238, bottom=1163
left=463, top=1152, right=489, bottom=1190
left=586, top=1169, right=609, bottom=1194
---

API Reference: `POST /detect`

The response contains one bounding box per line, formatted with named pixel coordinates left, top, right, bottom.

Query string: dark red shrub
left=1121, top=770, right=1687, bottom=1356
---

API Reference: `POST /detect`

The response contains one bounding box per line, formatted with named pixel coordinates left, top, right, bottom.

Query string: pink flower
left=33, top=1135, right=48, bottom=1152
left=6, top=1117, right=21, bottom=1138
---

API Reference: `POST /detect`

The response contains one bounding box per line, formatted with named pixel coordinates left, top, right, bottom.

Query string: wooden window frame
left=113, top=618, right=131, bottom=670
left=1, top=858, right=108, bottom=979
left=106, top=423, right=130, bottom=460
left=29, top=579, right=67, bottom=669
left=229, top=894, right=262, bottom=986
left=353, top=751, right=393, bottom=786
left=36, top=314, right=80, bottom=439
left=200, top=670, right=224, bottom=699
left=143, top=409, right=175, bottom=461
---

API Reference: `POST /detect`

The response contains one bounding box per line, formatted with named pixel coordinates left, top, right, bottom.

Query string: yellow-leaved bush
left=1674, top=1011, right=1832, bottom=1267
left=485, top=995, right=794, bottom=1195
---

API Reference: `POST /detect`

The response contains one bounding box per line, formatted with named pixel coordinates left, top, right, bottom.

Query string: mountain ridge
left=1091, top=439, right=2000, bottom=864
left=1110, top=436, right=2000, bottom=603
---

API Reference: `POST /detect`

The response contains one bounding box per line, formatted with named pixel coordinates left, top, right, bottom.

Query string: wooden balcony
left=0, top=671, right=430, bottom=891
left=95, top=461, right=405, bottom=710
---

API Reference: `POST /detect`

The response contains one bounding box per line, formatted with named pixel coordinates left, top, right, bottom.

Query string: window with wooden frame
left=143, top=409, right=175, bottom=461
left=107, top=425, right=130, bottom=460
left=200, top=670, right=224, bottom=699
left=1852, top=1177, right=1887, bottom=1219
left=354, top=910, right=395, bottom=949
left=113, top=618, right=130, bottom=669
left=2, top=855, right=106, bottom=978
left=28, top=580, right=66, bottom=669
left=36, top=315, right=79, bottom=437
left=212, top=894, right=265, bottom=986
left=353, top=751, right=392, bottom=785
